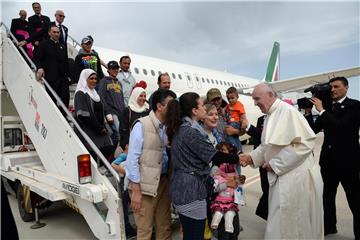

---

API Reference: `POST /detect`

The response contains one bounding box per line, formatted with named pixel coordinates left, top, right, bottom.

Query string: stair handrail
left=68, top=34, right=81, bottom=49
left=0, top=22, right=122, bottom=197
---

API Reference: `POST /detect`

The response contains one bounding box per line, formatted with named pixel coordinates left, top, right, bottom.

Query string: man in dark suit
left=52, top=10, right=68, bottom=46
left=34, top=25, right=70, bottom=109
left=305, top=76, right=360, bottom=239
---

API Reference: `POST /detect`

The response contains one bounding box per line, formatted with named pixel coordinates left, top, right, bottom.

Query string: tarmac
left=6, top=132, right=356, bottom=239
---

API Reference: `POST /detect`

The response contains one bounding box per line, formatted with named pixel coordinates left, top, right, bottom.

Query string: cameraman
left=304, top=77, right=359, bottom=238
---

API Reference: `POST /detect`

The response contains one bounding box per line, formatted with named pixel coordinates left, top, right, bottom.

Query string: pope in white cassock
left=240, top=83, right=324, bottom=239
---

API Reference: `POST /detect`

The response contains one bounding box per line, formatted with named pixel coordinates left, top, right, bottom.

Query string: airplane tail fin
left=264, top=41, right=280, bottom=82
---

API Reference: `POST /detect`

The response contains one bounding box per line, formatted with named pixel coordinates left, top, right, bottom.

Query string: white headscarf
left=75, top=69, right=100, bottom=102
left=128, top=87, right=149, bottom=113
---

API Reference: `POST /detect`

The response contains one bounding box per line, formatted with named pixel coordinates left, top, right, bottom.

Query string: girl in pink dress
left=210, top=142, right=246, bottom=233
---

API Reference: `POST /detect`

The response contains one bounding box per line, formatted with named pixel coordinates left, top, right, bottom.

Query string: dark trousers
left=179, top=214, right=205, bottom=240
left=89, top=145, right=115, bottom=166
left=1, top=179, right=19, bottom=240
left=122, top=189, right=131, bottom=228
left=256, top=167, right=269, bottom=220
left=217, top=212, right=240, bottom=240
left=321, top=166, right=360, bottom=239
left=46, top=78, right=70, bottom=110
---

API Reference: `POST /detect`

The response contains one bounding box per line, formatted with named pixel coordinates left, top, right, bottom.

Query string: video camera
left=297, top=82, right=332, bottom=110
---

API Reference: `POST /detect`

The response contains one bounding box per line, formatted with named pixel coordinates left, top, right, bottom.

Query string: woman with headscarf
left=74, top=69, right=113, bottom=159
left=119, top=87, right=150, bottom=149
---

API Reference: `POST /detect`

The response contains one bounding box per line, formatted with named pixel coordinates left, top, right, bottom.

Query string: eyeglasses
left=57, top=14, right=65, bottom=18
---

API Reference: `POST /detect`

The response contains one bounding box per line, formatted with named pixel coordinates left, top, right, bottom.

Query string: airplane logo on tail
left=264, top=41, right=280, bottom=82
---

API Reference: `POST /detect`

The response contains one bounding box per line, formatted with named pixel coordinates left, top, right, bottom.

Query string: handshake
left=239, top=153, right=274, bottom=172
left=239, top=153, right=253, bottom=167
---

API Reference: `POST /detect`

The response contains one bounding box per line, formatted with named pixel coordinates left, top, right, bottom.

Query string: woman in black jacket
left=74, top=69, right=113, bottom=160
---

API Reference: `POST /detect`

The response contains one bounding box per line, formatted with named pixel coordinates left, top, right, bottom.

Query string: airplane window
left=196, top=77, right=199, bottom=82
left=207, top=78, right=210, bottom=83
left=143, top=69, right=148, bottom=75
left=158, top=71, right=162, bottom=76
left=151, top=70, right=155, bottom=76
left=187, top=75, right=191, bottom=80
left=172, top=73, right=176, bottom=79
left=178, top=74, right=182, bottom=80
left=134, top=67, right=139, bottom=74
left=202, top=77, right=205, bottom=83
left=211, top=79, right=214, bottom=84
left=215, top=79, right=218, bottom=84
left=220, top=80, right=223, bottom=85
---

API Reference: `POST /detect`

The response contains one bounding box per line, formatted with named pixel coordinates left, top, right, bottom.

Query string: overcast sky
left=1, top=0, right=359, bottom=98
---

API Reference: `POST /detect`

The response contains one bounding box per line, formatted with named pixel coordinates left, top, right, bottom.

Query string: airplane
left=67, top=38, right=360, bottom=131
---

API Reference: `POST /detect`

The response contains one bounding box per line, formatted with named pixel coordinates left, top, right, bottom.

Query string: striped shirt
left=170, top=120, right=217, bottom=219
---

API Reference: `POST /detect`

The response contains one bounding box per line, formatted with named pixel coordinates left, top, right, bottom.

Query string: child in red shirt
left=224, top=87, right=247, bottom=151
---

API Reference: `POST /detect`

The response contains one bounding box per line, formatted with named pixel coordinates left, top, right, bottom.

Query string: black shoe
left=324, top=228, right=338, bottom=235
left=125, top=226, right=137, bottom=239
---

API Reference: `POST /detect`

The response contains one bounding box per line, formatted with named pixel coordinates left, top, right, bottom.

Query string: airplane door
left=193, top=73, right=202, bottom=89
left=184, top=72, right=193, bottom=88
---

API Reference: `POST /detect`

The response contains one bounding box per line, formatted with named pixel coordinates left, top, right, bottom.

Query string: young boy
left=111, top=144, right=128, bottom=176
left=224, top=87, right=247, bottom=151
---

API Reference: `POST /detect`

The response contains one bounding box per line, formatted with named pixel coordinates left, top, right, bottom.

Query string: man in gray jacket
left=117, top=55, right=136, bottom=107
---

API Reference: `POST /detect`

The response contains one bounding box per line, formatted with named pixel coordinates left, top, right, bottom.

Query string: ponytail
left=166, top=99, right=181, bottom=145
left=165, top=92, right=200, bottom=144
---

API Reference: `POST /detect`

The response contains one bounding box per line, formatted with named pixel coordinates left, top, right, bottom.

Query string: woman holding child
left=166, top=93, right=242, bottom=240
left=202, top=103, right=243, bottom=240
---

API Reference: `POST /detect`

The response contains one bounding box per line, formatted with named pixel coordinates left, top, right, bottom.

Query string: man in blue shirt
left=125, top=89, right=176, bottom=240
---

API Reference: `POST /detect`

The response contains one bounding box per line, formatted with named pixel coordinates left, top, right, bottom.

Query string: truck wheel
left=17, top=184, right=35, bottom=222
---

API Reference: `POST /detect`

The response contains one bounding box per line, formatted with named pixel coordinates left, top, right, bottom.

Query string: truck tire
left=17, top=184, right=35, bottom=222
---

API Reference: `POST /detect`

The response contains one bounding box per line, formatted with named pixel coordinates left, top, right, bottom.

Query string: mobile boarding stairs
left=0, top=22, right=126, bottom=239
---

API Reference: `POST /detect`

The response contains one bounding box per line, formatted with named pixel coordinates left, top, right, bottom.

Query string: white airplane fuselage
left=97, top=46, right=263, bottom=128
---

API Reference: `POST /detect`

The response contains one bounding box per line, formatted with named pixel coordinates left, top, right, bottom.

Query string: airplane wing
left=269, top=66, right=360, bottom=93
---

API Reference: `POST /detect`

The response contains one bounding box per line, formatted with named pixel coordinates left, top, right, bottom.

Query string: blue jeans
left=109, top=114, right=120, bottom=145
left=179, top=214, right=206, bottom=240
left=225, top=122, right=242, bottom=151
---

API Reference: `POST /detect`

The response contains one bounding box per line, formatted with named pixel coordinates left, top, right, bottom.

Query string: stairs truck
left=0, top=22, right=126, bottom=239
